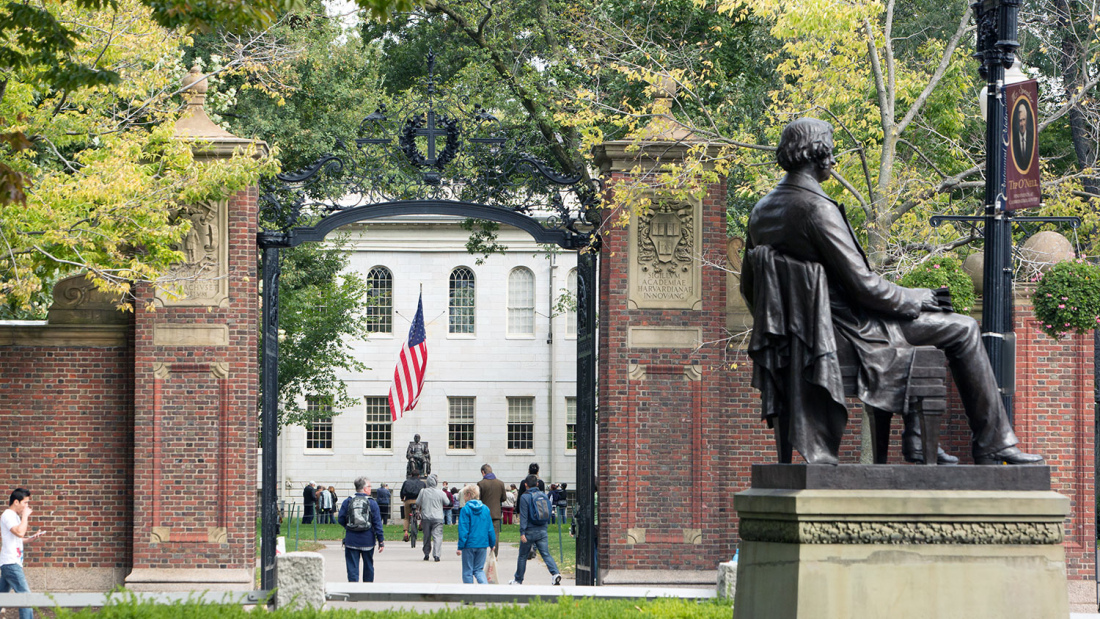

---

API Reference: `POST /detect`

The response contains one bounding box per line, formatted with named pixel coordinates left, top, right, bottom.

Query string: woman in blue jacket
left=455, top=484, right=496, bottom=583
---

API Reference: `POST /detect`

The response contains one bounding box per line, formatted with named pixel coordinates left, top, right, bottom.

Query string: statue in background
left=406, top=434, right=431, bottom=478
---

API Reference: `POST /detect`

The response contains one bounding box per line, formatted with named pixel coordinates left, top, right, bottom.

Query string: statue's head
left=776, top=118, right=836, bottom=182
left=413, top=433, right=421, bottom=443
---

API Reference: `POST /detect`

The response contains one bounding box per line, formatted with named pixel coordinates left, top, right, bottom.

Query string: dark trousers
left=379, top=504, right=390, bottom=525
left=897, top=311, right=1017, bottom=457
left=302, top=503, right=314, bottom=524
left=345, top=547, right=375, bottom=582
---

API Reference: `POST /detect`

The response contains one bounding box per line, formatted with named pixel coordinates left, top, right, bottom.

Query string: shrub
left=898, top=256, right=976, bottom=315
left=1031, top=259, right=1100, bottom=339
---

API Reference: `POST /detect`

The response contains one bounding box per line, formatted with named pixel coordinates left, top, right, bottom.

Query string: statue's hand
left=918, top=288, right=942, bottom=312
left=933, top=287, right=955, bottom=313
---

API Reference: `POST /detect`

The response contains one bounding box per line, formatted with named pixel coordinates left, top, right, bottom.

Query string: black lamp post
left=972, top=0, right=1020, bottom=421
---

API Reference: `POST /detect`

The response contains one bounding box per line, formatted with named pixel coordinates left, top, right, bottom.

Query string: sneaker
left=509, top=579, right=520, bottom=585
left=552, top=573, right=562, bottom=586
left=434, top=557, right=440, bottom=562
left=423, top=555, right=430, bottom=561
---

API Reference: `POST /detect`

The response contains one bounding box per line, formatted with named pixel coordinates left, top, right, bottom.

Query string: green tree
left=0, top=0, right=276, bottom=317
left=180, top=4, right=383, bottom=429
left=276, top=242, right=373, bottom=429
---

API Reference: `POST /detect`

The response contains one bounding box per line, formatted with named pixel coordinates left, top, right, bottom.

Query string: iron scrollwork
left=258, top=52, right=602, bottom=248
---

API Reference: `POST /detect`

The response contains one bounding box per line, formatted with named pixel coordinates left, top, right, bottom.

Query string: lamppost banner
left=1004, top=79, right=1041, bottom=210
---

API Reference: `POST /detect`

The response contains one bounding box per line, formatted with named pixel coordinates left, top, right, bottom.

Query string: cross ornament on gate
left=417, top=109, right=446, bottom=166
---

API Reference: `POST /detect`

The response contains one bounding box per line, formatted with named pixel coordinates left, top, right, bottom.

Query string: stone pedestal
left=733, top=465, right=1070, bottom=619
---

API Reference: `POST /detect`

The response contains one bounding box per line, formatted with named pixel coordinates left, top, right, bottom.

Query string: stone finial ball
left=181, top=66, right=208, bottom=95
left=1020, top=231, right=1075, bottom=272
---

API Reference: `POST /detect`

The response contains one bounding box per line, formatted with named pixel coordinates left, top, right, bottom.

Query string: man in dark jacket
left=510, top=474, right=562, bottom=585
left=741, top=117, right=1043, bottom=466
left=400, top=475, right=426, bottom=543
left=302, top=481, right=317, bottom=524
left=476, top=464, right=507, bottom=555
left=338, top=476, right=385, bottom=582
left=376, top=483, right=391, bottom=525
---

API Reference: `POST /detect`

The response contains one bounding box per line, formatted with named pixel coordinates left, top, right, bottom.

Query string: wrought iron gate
left=256, top=54, right=602, bottom=589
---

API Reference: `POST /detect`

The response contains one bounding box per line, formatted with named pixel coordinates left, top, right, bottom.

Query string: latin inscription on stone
left=628, top=197, right=701, bottom=310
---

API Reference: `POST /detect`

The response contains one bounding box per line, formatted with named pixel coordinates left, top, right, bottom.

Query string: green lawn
left=53, top=597, right=734, bottom=618
left=274, top=520, right=578, bottom=575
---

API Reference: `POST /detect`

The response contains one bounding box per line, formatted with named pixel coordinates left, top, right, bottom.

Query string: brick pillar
left=125, top=67, right=263, bottom=591
left=593, top=130, right=733, bottom=581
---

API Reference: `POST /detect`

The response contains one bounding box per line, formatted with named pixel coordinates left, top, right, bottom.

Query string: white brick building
left=277, top=215, right=579, bottom=506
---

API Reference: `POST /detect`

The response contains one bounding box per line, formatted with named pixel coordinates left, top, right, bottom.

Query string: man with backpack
left=338, top=476, right=385, bottom=582
left=509, top=474, right=562, bottom=585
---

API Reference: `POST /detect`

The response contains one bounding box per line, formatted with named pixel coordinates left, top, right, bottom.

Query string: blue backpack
left=526, top=489, right=552, bottom=526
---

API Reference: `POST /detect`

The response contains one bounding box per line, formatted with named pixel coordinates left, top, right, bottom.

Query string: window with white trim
left=507, top=397, right=535, bottom=450
left=449, top=267, right=476, bottom=334
left=305, top=396, right=333, bottom=450
left=565, top=397, right=577, bottom=451
left=366, top=267, right=393, bottom=334
left=448, top=397, right=476, bottom=450
left=508, top=267, right=535, bottom=335
left=364, top=397, right=392, bottom=450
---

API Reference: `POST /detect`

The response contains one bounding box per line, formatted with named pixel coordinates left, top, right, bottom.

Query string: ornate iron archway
left=257, top=54, right=601, bottom=589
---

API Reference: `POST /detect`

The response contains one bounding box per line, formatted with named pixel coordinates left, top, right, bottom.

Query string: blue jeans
left=443, top=509, right=453, bottom=525
left=512, top=530, right=558, bottom=584
left=461, top=547, right=488, bottom=583
left=1, top=563, right=33, bottom=619
left=344, top=547, right=375, bottom=582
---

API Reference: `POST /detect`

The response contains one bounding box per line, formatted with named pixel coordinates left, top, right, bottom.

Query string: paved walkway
left=321, top=537, right=567, bottom=612
left=315, top=536, right=1099, bottom=616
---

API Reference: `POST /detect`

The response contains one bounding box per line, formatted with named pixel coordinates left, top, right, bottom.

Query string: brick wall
left=131, top=185, right=258, bottom=573
left=598, top=172, right=734, bottom=571
left=0, top=330, right=134, bottom=588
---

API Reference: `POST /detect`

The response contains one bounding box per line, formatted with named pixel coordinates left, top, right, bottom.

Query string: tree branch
left=896, top=4, right=971, bottom=135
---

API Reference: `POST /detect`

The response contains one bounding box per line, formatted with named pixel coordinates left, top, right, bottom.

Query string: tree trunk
left=1055, top=0, right=1098, bottom=196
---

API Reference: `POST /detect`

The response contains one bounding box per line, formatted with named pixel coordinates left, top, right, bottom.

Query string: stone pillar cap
left=174, top=66, right=238, bottom=140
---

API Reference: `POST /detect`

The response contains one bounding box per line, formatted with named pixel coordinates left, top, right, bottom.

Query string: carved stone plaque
left=155, top=199, right=229, bottom=307
left=628, top=197, right=701, bottom=310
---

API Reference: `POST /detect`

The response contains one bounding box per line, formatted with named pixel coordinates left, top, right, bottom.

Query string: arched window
left=507, top=267, right=535, bottom=336
left=566, top=268, right=578, bottom=336
left=365, top=266, right=393, bottom=334
left=449, top=267, right=476, bottom=334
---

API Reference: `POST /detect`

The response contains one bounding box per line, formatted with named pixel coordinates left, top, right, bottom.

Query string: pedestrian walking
left=415, top=474, right=451, bottom=562
left=455, top=484, right=495, bottom=584
left=2, top=488, right=44, bottom=619
left=338, top=477, right=385, bottom=582
left=376, top=483, right=391, bottom=526
left=509, top=474, right=562, bottom=585
left=476, top=464, right=506, bottom=555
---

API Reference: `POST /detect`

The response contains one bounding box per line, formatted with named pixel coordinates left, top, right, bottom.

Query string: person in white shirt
left=1, top=488, right=41, bottom=619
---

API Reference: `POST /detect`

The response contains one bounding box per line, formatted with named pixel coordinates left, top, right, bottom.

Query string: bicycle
left=408, top=504, right=421, bottom=547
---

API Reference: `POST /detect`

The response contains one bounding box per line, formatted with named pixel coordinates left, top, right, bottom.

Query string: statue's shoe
left=974, top=446, right=1045, bottom=465
left=903, top=446, right=959, bottom=465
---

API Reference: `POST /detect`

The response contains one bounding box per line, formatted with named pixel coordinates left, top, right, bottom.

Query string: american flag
left=388, top=293, right=427, bottom=421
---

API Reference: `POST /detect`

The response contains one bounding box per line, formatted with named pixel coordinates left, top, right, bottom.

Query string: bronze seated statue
left=741, top=118, right=1043, bottom=467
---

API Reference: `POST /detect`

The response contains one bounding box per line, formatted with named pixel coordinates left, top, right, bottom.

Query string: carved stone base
left=124, top=568, right=253, bottom=592
left=733, top=481, right=1070, bottom=619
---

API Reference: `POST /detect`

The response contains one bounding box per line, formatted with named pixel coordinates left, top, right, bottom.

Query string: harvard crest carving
left=628, top=198, right=702, bottom=310
left=638, top=203, right=693, bottom=272
left=156, top=200, right=229, bottom=307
